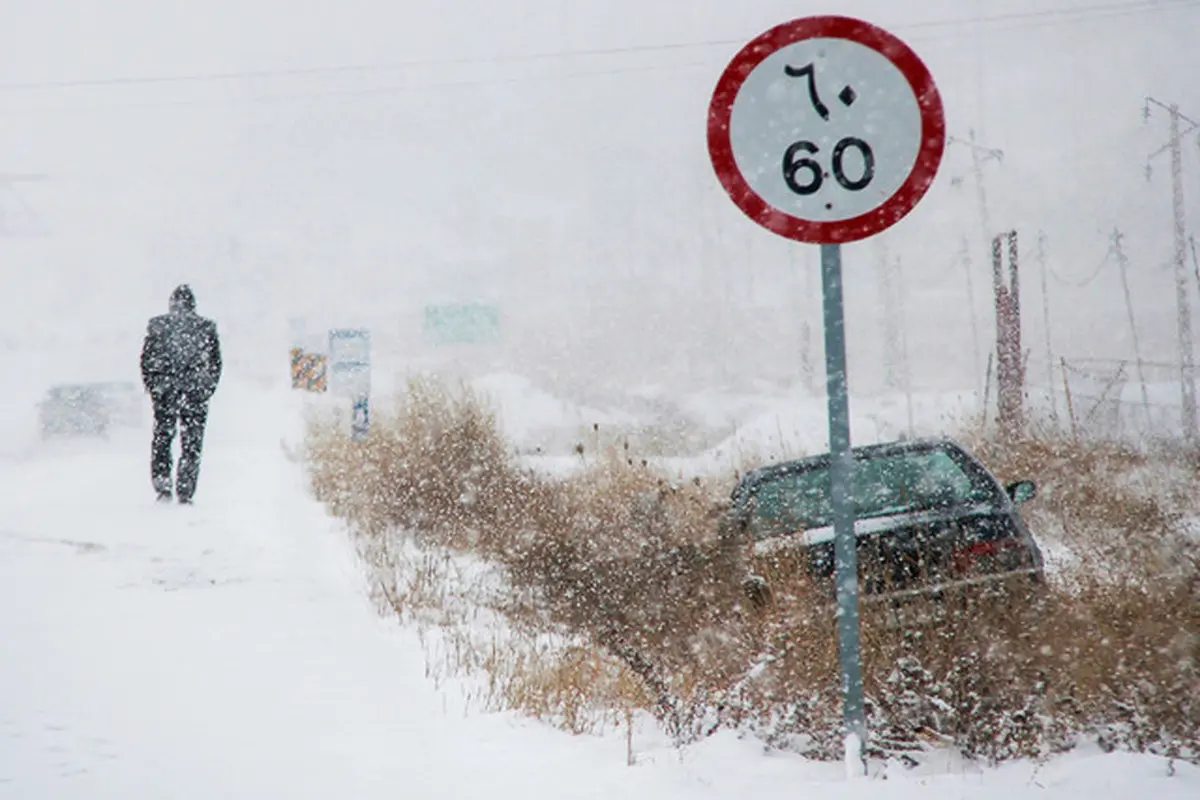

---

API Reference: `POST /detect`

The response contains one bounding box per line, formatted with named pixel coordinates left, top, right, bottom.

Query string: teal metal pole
left=819, top=242, right=867, bottom=758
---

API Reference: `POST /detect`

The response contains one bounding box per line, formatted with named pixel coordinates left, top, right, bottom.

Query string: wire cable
left=0, top=59, right=716, bottom=116
left=1047, top=246, right=1113, bottom=288
left=0, top=0, right=1194, bottom=94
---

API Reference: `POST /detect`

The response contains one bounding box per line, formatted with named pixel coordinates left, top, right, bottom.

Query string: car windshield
left=747, top=445, right=1000, bottom=539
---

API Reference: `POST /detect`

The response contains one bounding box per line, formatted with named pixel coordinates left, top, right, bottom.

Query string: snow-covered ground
left=1, top=0, right=1197, bottom=794
left=1, top=377, right=1197, bottom=798
left=466, top=368, right=985, bottom=477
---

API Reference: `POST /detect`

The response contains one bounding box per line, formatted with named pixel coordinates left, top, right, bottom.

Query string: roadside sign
left=424, top=303, right=501, bottom=346
left=328, top=328, right=371, bottom=440
left=329, top=328, right=371, bottom=368
left=289, top=348, right=328, bottom=392
left=707, top=16, right=945, bottom=771
left=707, top=15, right=944, bottom=244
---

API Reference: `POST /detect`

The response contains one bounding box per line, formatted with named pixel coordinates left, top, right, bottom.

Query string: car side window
left=744, top=446, right=998, bottom=539
left=861, top=449, right=992, bottom=510
left=749, top=470, right=830, bottom=539
left=906, top=451, right=971, bottom=503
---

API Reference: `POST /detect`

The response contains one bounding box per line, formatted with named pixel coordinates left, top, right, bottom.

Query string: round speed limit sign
left=708, top=16, right=945, bottom=244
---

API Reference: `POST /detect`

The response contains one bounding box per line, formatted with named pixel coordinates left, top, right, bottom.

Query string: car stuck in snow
left=727, top=437, right=1046, bottom=621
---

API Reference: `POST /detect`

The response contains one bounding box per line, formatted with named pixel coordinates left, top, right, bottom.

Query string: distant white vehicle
left=89, top=381, right=144, bottom=428
left=37, top=381, right=144, bottom=439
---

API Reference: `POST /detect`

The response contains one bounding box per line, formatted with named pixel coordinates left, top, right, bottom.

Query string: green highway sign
left=423, top=303, right=501, bottom=346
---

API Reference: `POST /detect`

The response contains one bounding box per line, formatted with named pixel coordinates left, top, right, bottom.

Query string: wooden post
left=1061, top=358, right=1079, bottom=444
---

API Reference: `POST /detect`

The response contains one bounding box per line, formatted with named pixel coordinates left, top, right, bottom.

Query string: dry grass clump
left=307, top=377, right=547, bottom=547
left=498, top=469, right=755, bottom=734
left=712, top=555, right=1197, bottom=763
left=306, top=378, right=1199, bottom=765
left=961, top=428, right=1199, bottom=583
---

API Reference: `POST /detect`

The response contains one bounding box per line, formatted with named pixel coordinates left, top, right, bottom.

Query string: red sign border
left=707, top=16, right=946, bottom=245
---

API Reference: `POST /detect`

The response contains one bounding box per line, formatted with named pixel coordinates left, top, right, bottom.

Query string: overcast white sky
left=1, top=0, right=1197, bottom=396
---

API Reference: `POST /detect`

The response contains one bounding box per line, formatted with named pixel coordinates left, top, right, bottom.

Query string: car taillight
left=952, top=537, right=1023, bottom=573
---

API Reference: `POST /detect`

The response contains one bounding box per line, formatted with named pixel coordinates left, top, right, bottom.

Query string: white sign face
left=329, top=329, right=370, bottom=365
left=727, top=38, right=923, bottom=225
left=330, top=363, right=370, bottom=398
left=328, top=329, right=371, bottom=399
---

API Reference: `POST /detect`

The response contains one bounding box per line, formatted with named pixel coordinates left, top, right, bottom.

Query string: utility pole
left=949, top=130, right=1004, bottom=277
left=1035, top=231, right=1059, bottom=423
left=959, top=236, right=984, bottom=399
left=1144, top=98, right=1199, bottom=447
left=948, top=131, right=1004, bottom=406
left=1111, top=228, right=1153, bottom=432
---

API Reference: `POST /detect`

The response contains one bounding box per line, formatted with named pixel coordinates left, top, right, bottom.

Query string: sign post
left=707, top=15, right=945, bottom=771
left=328, top=328, right=372, bottom=441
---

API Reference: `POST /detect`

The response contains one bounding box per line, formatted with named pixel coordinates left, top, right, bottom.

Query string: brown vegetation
left=306, top=378, right=1199, bottom=765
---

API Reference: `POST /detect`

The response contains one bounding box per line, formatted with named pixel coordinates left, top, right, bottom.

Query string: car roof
left=47, top=381, right=134, bottom=393
left=734, top=436, right=972, bottom=496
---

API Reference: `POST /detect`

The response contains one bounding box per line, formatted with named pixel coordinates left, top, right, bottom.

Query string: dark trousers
left=150, top=390, right=209, bottom=501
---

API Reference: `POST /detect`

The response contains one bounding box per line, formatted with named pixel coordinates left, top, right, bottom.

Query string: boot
left=153, top=476, right=173, bottom=503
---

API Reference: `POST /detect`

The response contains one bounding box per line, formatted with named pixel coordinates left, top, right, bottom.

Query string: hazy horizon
left=2, top=0, right=1198, bottom=406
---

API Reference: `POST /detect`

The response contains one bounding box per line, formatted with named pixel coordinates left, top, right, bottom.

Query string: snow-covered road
left=1, top=382, right=1195, bottom=799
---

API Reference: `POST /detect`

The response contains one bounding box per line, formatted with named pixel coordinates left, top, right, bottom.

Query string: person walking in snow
left=140, top=285, right=222, bottom=504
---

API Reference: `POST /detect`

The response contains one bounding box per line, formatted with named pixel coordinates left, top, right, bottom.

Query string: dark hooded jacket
left=140, top=285, right=222, bottom=399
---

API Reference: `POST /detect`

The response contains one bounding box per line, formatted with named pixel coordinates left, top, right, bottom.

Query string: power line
left=0, top=0, right=1190, bottom=119
left=959, top=0, right=1200, bottom=30
left=0, top=59, right=716, bottom=117
left=1111, top=228, right=1154, bottom=428
left=0, top=42, right=720, bottom=93
left=1069, top=356, right=1200, bottom=370
left=10, top=0, right=1190, bottom=119
left=1047, top=245, right=1112, bottom=288
left=0, top=0, right=1193, bottom=95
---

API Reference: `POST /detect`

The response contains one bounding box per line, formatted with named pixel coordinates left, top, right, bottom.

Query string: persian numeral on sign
left=781, top=62, right=876, bottom=198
